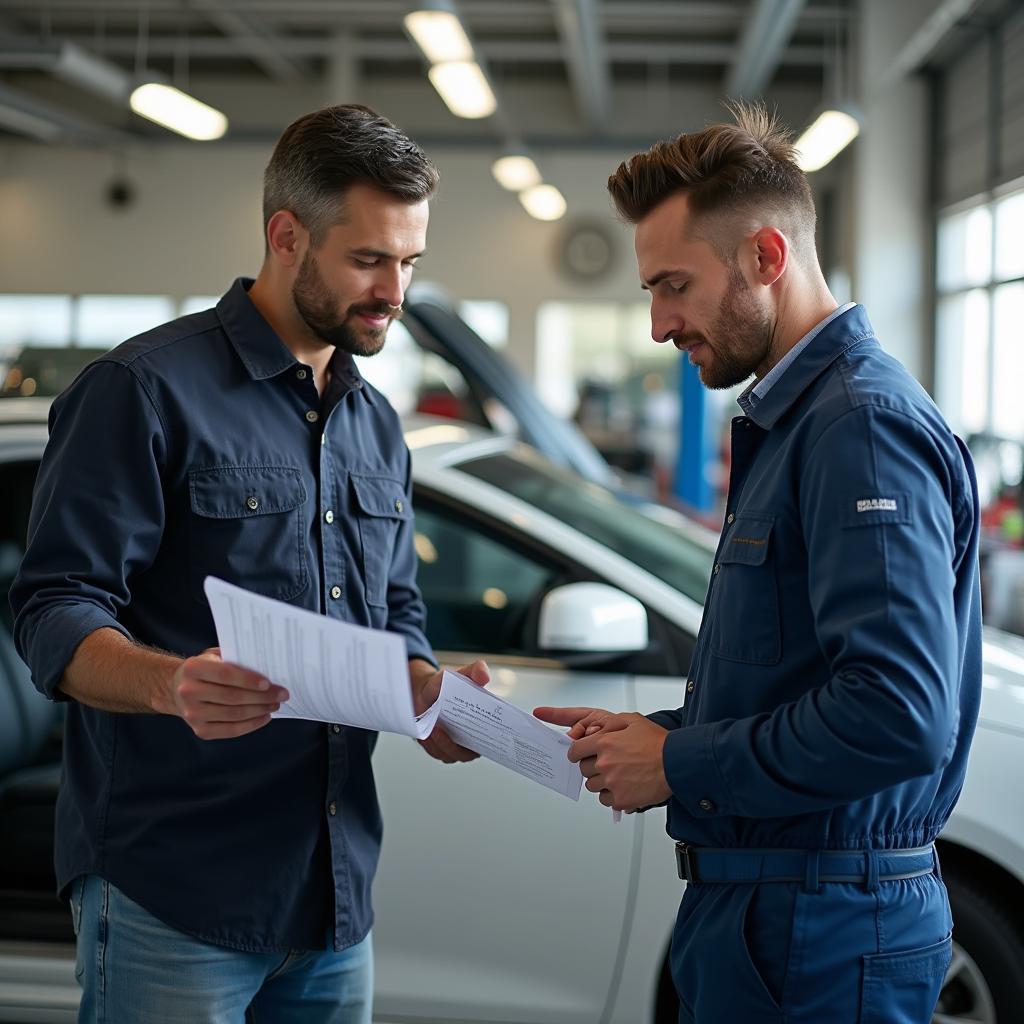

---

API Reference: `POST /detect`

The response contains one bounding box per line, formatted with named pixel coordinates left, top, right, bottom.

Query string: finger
left=533, top=706, right=599, bottom=727
left=568, top=733, right=606, bottom=762
left=584, top=774, right=606, bottom=793
left=577, top=755, right=599, bottom=778
left=421, top=727, right=479, bottom=764
left=195, top=702, right=282, bottom=723
left=187, top=656, right=274, bottom=692
left=598, top=790, right=614, bottom=808
left=191, top=714, right=273, bottom=741
left=184, top=681, right=289, bottom=706
left=458, top=659, right=490, bottom=686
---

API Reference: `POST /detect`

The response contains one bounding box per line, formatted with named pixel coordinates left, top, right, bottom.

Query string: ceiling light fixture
left=129, top=82, right=228, bottom=141
left=794, top=108, right=860, bottom=172
left=403, top=9, right=474, bottom=64
left=519, top=184, right=567, bottom=222
left=492, top=154, right=542, bottom=191
left=426, top=61, right=496, bottom=119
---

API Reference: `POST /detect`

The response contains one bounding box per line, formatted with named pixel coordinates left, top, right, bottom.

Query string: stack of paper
left=204, top=577, right=584, bottom=800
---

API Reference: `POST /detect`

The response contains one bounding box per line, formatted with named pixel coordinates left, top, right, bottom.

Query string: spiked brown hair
left=607, top=102, right=817, bottom=264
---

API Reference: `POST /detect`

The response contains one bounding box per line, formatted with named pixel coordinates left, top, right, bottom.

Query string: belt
left=675, top=842, right=938, bottom=889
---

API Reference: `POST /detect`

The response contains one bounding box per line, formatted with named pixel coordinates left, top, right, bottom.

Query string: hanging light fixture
left=406, top=1, right=497, bottom=121
left=794, top=107, right=860, bottom=172
left=794, top=7, right=859, bottom=172
left=519, top=184, right=567, bottom=221
left=492, top=153, right=542, bottom=191
left=129, top=82, right=227, bottom=141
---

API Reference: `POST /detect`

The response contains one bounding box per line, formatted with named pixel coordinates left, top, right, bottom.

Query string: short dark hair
left=263, top=104, right=439, bottom=246
left=607, top=101, right=816, bottom=263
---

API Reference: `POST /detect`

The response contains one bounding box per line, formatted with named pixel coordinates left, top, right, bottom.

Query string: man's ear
left=748, top=226, right=789, bottom=288
left=265, top=210, right=306, bottom=268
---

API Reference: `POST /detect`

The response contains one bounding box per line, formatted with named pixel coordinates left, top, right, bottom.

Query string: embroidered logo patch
left=856, top=498, right=897, bottom=513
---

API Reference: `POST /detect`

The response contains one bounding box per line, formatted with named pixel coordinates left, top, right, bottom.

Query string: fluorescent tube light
left=427, top=61, right=496, bottom=119
left=519, top=184, right=567, bottom=221
left=492, top=154, right=542, bottom=192
left=794, top=109, right=860, bottom=172
left=129, top=82, right=228, bottom=141
left=404, top=9, right=473, bottom=63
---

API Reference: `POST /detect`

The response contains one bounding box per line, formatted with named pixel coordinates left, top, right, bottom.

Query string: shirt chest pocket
left=188, top=466, right=309, bottom=604
left=350, top=473, right=410, bottom=609
left=708, top=513, right=781, bottom=666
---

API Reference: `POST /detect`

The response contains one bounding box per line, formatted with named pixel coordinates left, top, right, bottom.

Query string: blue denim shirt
left=651, top=305, right=983, bottom=852
left=10, top=277, right=434, bottom=952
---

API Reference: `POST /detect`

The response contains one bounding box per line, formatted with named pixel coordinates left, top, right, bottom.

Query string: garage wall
left=0, top=78, right=823, bottom=380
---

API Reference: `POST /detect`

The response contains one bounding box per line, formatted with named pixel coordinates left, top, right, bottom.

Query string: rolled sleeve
left=11, top=360, right=167, bottom=698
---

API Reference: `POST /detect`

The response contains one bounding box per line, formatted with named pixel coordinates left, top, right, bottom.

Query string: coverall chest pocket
left=709, top=513, right=781, bottom=665
left=350, top=473, right=410, bottom=608
left=188, top=465, right=308, bottom=604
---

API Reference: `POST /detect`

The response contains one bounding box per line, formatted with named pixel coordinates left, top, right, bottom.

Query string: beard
left=292, top=249, right=402, bottom=357
left=684, top=268, right=773, bottom=390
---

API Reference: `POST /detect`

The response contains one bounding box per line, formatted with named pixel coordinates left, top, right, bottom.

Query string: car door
left=371, top=495, right=636, bottom=1023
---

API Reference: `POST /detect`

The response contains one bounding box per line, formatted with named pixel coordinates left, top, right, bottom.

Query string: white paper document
left=204, top=576, right=421, bottom=737
left=426, top=670, right=584, bottom=801
left=204, top=577, right=584, bottom=800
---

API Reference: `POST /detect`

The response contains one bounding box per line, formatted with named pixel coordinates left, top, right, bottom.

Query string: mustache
left=667, top=330, right=706, bottom=346
left=348, top=302, right=404, bottom=320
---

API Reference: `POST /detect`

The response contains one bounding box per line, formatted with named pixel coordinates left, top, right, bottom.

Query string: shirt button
left=726, top=513, right=735, bottom=524
left=305, top=410, right=319, bottom=423
left=698, top=798, right=715, bottom=812
left=394, top=498, right=404, bottom=513
left=324, top=509, right=334, bottom=524
left=246, top=496, right=259, bottom=511
left=330, top=585, right=341, bottom=599
left=328, top=802, right=337, bottom=816
left=296, top=368, right=308, bottom=380
left=332, top=724, right=341, bottom=734
left=713, top=563, right=721, bottom=575
left=686, top=679, right=695, bottom=693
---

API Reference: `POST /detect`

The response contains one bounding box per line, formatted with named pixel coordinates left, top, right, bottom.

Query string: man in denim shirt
left=11, top=105, right=487, bottom=1023
left=538, top=104, right=981, bottom=1022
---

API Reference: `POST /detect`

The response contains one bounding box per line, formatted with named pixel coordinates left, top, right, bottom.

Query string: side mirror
left=538, top=582, right=649, bottom=654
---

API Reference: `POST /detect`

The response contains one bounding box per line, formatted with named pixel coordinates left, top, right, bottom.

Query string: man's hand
left=534, top=706, right=671, bottom=811
left=409, top=658, right=490, bottom=764
left=168, top=647, right=289, bottom=741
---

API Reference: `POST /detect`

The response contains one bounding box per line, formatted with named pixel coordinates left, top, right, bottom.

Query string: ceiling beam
left=188, top=0, right=308, bottom=81
left=885, top=0, right=987, bottom=82
left=725, top=0, right=807, bottom=98
left=550, top=0, right=610, bottom=131
left=0, top=81, right=129, bottom=142
left=40, top=33, right=827, bottom=67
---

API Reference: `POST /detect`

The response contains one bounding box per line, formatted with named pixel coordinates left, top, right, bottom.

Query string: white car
left=1, top=408, right=1022, bottom=1024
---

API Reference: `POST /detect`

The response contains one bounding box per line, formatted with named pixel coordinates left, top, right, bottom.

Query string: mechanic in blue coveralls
left=537, top=102, right=982, bottom=1024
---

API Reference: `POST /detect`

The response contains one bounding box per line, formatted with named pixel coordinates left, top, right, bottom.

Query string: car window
left=412, top=499, right=563, bottom=655
left=456, top=449, right=714, bottom=605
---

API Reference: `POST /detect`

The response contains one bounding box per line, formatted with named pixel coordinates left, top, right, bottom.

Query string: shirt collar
left=216, top=277, right=374, bottom=404
left=739, top=303, right=875, bottom=430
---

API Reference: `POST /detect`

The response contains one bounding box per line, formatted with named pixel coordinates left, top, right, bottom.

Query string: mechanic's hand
left=170, top=647, right=289, bottom=740
left=411, top=658, right=490, bottom=764
left=534, top=706, right=670, bottom=812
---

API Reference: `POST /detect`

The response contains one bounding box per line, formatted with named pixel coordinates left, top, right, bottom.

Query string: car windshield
left=457, top=448, right=715, bottom=605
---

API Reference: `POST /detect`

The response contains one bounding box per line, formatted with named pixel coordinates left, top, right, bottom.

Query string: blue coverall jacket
left=649, top=305, right=983, bottom=1023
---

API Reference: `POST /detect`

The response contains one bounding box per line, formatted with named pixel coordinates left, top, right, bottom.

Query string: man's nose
left=372, top=266, right=405, bottom=309
left=651, top=305, right=684, bottom=344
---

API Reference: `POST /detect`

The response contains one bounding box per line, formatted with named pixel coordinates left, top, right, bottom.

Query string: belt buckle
left=675, top=842, right=698, bottom=882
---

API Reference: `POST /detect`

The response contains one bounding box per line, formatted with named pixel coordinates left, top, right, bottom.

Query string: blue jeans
left=70, top=875, right=373, bottom=1024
